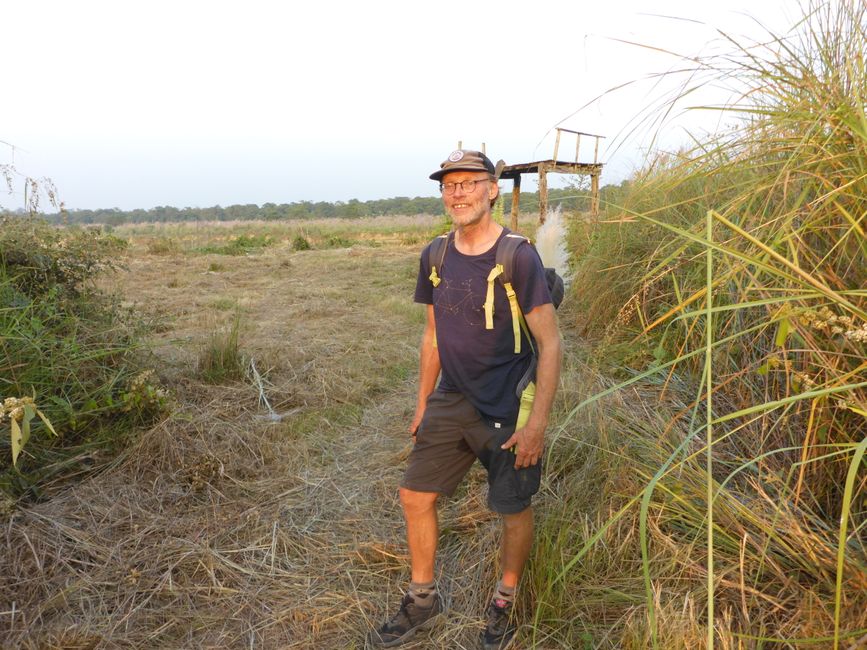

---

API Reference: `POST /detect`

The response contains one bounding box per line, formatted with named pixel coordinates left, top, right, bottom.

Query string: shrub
left=0, top=217, right=126, bottom=298
left=323, top=235, right=356, bottom=249
left=0, top=216, right=159, bottom=492
left=196, top=234, right=273, bottom=256
left=291, top=235, right=311, bottom=251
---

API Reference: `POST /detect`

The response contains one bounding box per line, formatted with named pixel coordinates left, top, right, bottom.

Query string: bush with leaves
left=1, top=215, right=165, bottom=492
left=0, top=216, right=126, bottom=298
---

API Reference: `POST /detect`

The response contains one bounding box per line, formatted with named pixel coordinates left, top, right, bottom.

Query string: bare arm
left=410, top=304, right=441, bottom=439
left=500, top=303, right=561, bottom=468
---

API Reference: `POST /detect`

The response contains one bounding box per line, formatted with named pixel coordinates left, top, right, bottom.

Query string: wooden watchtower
left=498, top=128, right=604, bottom=229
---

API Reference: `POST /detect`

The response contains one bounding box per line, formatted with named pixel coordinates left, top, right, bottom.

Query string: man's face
left=440, top=171, right=498, bottom=228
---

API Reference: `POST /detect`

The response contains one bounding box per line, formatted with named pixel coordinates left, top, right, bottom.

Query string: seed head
left=844, top=323, right=867, bottom=343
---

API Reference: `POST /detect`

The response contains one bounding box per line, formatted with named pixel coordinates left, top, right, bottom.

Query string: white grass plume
left=534, top=205, right=572, bottom=288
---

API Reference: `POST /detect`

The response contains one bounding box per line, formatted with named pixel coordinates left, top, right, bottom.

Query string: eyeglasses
left=439, top=178, right=490, bottom=195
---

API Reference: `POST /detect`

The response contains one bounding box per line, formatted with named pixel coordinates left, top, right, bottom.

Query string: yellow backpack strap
left=428, top=233, right=451, bottom=288
left=502, top=281, right=523, bottom=353
left=485, top=264, right=504, bottom=329
left=494, top=230, right=534, bottom=353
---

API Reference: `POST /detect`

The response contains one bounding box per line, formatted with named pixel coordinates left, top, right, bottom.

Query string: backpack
left=427, top=229, right=564, bottom=356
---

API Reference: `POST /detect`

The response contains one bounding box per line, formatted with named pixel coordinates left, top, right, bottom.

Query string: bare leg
left=399, top=487, right=439, bottom=583
left=499, top=507, right=534, bottom=589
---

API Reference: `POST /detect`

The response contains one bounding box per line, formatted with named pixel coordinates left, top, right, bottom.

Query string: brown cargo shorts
left=400, top=390, right=541, bottom=514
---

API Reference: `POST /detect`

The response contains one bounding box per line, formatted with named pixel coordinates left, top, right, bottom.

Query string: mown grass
left=116, top=214, right=451, bottom=257
left=112, top=211, right=544, bottom=258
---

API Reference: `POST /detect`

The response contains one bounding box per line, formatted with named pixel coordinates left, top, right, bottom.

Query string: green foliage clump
left=196, top=233, right=273, bottom=256
left=0, top=216, right=162, bottom=493
left=323, top=235, right=357, bottom=249
left=291, top=235, right=311, bottom=251
left=0, top=217, right=126, bottom=297
left=120, top=370, right=171, bottom=423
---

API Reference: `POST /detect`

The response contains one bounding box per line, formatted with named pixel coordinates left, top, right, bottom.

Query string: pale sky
left=2, top=0, right=801, bottom=211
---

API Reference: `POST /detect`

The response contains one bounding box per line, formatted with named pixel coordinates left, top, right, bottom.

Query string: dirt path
left=3, top=242, right=514, bottom=649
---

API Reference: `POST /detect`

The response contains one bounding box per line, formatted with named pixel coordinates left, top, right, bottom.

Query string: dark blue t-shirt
left=414, top=229, right=552, bottom=423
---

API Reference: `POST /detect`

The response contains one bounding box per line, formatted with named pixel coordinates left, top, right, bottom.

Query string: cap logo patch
left=448, top=150, right=464, bottom=162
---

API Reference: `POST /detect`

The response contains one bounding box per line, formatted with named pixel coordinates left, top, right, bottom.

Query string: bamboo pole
left=591, top=172, right=600, bottom=219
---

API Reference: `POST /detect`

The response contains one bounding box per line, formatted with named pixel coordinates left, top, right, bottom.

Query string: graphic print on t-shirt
left=435, top=277, right=484, bottom=327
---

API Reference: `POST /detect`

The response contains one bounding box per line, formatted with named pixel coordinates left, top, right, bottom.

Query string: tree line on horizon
left=28, top=185, right=614, bottom=225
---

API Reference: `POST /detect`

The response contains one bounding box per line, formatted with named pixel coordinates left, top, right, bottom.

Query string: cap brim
left=429, top=165, right=492, bottom=181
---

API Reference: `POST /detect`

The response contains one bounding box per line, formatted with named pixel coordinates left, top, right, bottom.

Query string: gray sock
left=493, top=581, right=515, bottom=604
left=409, top=580, right=437, bottom=606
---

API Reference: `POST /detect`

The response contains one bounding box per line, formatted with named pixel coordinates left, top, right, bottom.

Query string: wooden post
left=591, top=171, right=600, bottom=219
left=553, top=129, right=562, bottom=161
left=481, top=142, right=486, bottom=154
left=510, top=175, right=521, bottom=231
left=575, top=134, right=581, bottom=162
left=538, top=164, right=548, bottom=224
left=593, top=136, right=600, bottom=164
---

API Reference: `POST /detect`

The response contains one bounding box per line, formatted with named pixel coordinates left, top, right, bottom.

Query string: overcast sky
left=2, top=0, right=802, bottom=211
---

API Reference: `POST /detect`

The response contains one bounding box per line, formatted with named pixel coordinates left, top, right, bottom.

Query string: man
left=368, top=150, right=562, bottom=649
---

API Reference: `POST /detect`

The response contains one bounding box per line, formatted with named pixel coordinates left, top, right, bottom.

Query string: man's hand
left=409, top=407, right=425, bottom=443
left=500, top=423, right=544, bottom=469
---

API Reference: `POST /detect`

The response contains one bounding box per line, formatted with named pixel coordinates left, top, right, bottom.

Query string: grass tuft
left=197, top=311, right=246, bottom=383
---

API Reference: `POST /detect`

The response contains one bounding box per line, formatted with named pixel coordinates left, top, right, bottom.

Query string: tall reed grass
left=552, top=2, right=866, bottom=647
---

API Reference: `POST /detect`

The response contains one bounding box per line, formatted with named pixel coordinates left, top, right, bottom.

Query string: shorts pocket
left=514, top=463, right=541, bottom=500
left=487, top=440, right=542, bottom=508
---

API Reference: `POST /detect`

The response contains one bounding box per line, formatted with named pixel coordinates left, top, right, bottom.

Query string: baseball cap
left=429, top=149, right=495, bottom=181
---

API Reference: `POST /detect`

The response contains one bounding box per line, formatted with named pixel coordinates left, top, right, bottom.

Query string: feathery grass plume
left=534, top=204, right=572, bottom=288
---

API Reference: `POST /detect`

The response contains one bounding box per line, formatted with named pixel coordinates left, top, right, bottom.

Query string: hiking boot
left=480, top=598, right=516, bottom=650
left=368, top=592, right=442, bottom=647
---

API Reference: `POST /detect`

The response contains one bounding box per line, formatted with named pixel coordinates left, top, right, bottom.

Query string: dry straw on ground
left=1, top=235, right=573, bottom=648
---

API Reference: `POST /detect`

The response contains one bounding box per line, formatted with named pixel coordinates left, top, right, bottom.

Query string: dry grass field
left=3, top=207, right=864, bottom=648
left=5, top=5, right=866, bottom=648
left=4, top=218, right=593, bottom=649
